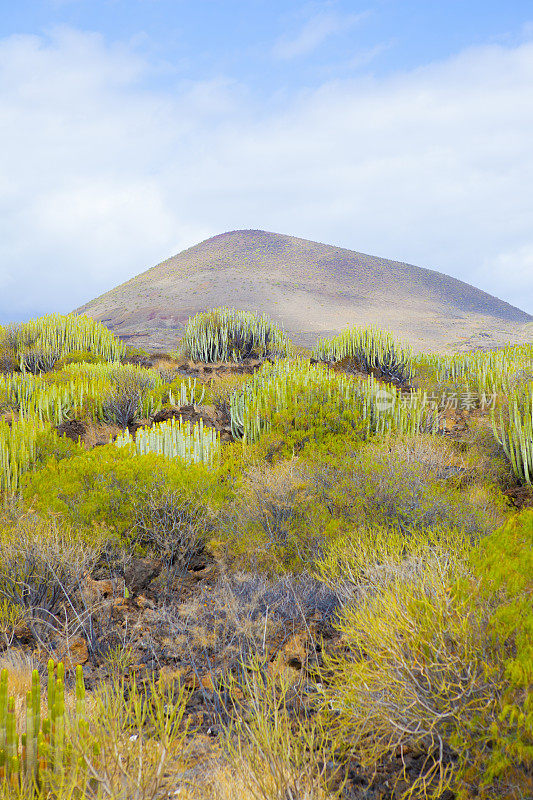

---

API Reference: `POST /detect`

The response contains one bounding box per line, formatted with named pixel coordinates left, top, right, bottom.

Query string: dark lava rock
left=124, top=558, right=162, bottom=596
left=56, top=419, right=86, bottom=442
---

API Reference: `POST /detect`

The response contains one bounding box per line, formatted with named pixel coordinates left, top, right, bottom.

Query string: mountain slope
left=74, top=230, right=532, bottom=351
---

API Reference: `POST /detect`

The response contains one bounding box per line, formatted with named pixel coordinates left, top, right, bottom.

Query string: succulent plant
left=180, top=307, right=291, bottom=363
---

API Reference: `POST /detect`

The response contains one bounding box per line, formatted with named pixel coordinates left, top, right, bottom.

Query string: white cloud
left=0, top=28, right=532, bottom=319
left=273, top=11, right=368, bottom=60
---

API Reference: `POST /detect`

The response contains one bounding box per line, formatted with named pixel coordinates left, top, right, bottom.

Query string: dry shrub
left=224, top=460, right=338, bottom=572
left=102, top=372, right=154, bottom=427
left=219, top=659, right=341, bottom=800
left=0, top=651, right=36, bottom=702
left=172, top=571, right=338, bottom=672
left=131, top=487, right=211, bottom=568
left=0, top=511, right=104, bottom=651
left=210, top=372, right=250, bottom=415
left=309, top=433, right=508, bottom=538
left=68, top=675, right=193, bottom=798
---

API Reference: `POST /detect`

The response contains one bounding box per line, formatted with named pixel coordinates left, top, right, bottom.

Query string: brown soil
left=503, top=484, right=533, bottom=510
left=175, top=357, right=266, bottom=377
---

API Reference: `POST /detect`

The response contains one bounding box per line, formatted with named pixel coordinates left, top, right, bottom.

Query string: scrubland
left=0, top=308, right=530, bottom=799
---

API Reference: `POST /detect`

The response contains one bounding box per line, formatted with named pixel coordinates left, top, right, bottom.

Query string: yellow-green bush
left=21, top=446, right=220, bottom=545
left=54, top=349, right=105, bottom=369
left=315, top=524, right=472, bottom=605
left=320, top=510, right=533, bottom=799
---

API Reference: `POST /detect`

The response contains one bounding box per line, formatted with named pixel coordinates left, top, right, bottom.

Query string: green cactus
left=493, top=384, right=533, bottom=484
left=0, top=660, right=87, bottom=789
left=115, top=416, right=220, bottom=466
left=313, top=325, right=413, bottom=384
left=1, top=313, right=126, bottom=372
left=230, top=359, right=440, bottom=444
left=180, top=307, right=291, bottom=363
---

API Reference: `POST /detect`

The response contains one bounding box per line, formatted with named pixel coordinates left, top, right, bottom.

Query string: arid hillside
left=75, top=229, right=532, bottom=352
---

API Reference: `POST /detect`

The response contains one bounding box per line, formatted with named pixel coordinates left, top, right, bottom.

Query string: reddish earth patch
left=504, top=484, right=533, bottom=510
left=176, top=357, right=266, bottom=377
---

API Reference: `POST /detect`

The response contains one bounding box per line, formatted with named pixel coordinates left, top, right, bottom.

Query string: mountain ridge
left=75, top=229, right=531, bottom=352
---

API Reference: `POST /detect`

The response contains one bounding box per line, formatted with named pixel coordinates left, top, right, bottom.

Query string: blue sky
left=0, top=0, right=532, bottom=319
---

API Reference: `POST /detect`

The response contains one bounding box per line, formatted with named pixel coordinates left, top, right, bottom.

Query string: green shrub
left=21, top=445, right=220, bottom=544
left=54, top=349, right=105, bottom=369
left=320, top=510, right=533, bottom=799
left=122, top=346, right=153, bottom=368
left=34, top=427, right=84, bottom=465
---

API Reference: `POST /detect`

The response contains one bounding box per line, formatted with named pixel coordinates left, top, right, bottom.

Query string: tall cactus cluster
left=1, top=313, right=125, bottom=372
left=0, top=661, right=86, bottom=787
left=314, top=326, right=413, bottom=384
left=414, top=343, right=533, bottom=398
left=115, top=417, right=220, bottom=466
left=180, top=307, right=291, bottom=363
left=230, top=359, right=440, bottom=443
left=0, top=416, right=44, bottom=496
left=493, top=383, right=533, bottom=484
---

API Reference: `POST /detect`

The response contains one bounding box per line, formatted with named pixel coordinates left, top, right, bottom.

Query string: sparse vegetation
left=0, top=312, right=530, bottom=799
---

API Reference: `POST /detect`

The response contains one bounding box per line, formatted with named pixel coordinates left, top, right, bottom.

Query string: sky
left=0, top=0, right=532, bottom=321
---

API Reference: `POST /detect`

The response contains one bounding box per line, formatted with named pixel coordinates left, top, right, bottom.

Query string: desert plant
left=22, top=445, right=219, bottom=543
left=222, top=460, right=341, bottom=572
left=220, top=657, right=342, bottom=800
left=0, top=314, right=126, bottom=371
left=102, top=371, right=160, bottom=427
left=115, top=417, right=220, bottom=466
left=66, top=673, right=192, bottom=799
left=492, top=382, right=533, bottom=484
left=131, top=487, right=213, bottom=566
left=167, top=375, right=207, bottom=407
left=54, top=349, right=105, bottom=369
left=314, top=325, right=413, bottom=384
left=230, top=360, right=440, bottom=445
left=0, top=663, right=193, bottom=799
left=0, top=416, right=46, bottom=498
left=0, top=514, right=103, bottom=650
left=0, top=660, right=86, bottom=788
left=121, top=346, right=153, bottom=368
left=315, top=524, right=472, bottom=606
left=180, top=308, right=291, bottom=363
left=319, top=510, right=533, bottom=799
left=306, top=434, right=507, bottom=539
